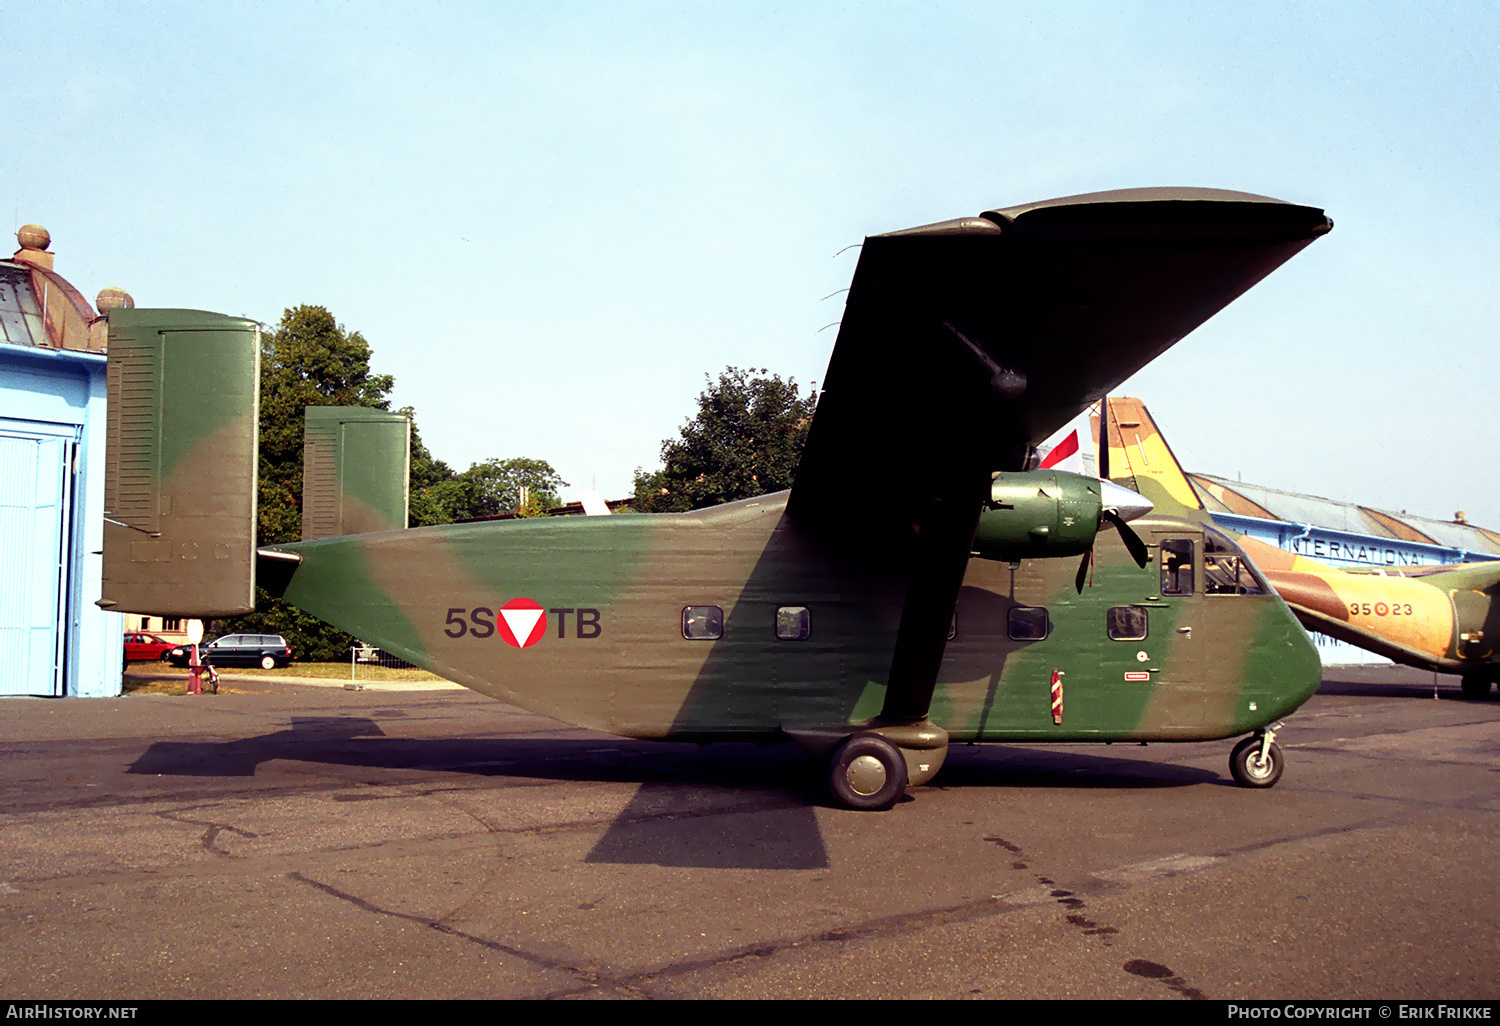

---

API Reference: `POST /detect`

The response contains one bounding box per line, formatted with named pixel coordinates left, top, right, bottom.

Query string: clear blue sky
left=8, top=2, right=1496, bottom=527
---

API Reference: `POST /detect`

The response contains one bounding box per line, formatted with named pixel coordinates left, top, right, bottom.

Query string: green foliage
left=406, top=409, right=459, bottom=528
left=219, top=303, right=568, bottom=658
left=256, top=306, right=396, bottom=546
left=210, top=590, right=354, bottom=663
left=417, top=457, right=568, bottom=522
left=633, top=367, right=817, bottom=512
left=230, top=306, right=403, bottom=660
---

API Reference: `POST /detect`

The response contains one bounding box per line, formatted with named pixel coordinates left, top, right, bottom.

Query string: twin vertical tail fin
left=99, top=309, right=261, bottom=616
left=301, top=407, right=411, bottom=539
left=98, top=308, right=411, bottom=618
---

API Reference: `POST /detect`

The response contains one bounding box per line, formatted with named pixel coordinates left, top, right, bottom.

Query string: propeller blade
left=1103, top=509, right=1151, bottom=568
left=1075, top=550, right=1092, bottom=593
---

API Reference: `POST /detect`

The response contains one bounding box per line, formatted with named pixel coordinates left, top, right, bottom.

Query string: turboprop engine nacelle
left=973, top=470, right=1152, bottom=562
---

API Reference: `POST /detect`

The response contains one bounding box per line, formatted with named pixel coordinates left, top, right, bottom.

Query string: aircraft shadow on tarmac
left=126, top=716, right=1216, bottom=870
left=1317, top=676, right=1467, bottom=700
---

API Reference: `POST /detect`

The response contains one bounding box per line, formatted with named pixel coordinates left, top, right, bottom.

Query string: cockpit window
left=1204, top=530, right=1266, bottom=596
left=1160, top=539, right=1194, bottom=595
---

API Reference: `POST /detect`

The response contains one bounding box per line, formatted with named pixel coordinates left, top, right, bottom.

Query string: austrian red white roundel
left=497, top=598, right=547, bottom=648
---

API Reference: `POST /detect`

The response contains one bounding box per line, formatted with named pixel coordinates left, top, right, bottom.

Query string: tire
left=1229, top=736, right=1283, bottom=789
left=1460, top=673, right=1493, bottom=700
left=259, top=655, right=276, bottom=670
left=828, top=734, right=908, bottom=811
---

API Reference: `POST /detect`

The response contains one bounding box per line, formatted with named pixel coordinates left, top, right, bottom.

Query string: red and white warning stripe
left=1050, top=669, right=1064, bottom=724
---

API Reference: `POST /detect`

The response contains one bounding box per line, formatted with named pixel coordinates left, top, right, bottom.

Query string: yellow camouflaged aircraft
left=101, top=188, right=1334, bottom=809
left=1094, top=397, right=1500, bottom=698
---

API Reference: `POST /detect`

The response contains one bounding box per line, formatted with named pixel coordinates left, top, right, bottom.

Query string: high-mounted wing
left=787, top=188, right=1331, bottom=733
left=789, top=188, right=1333, bottom=534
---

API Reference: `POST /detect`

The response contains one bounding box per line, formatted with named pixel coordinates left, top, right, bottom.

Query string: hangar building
left=0, top=226, right=128, bottom=696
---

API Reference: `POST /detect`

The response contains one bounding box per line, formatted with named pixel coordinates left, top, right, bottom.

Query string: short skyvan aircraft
left=100, top=188, right=1333, bottom=810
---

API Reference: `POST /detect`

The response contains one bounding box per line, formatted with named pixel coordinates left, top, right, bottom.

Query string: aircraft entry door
left=1148, top=533, right=1208, bottom=728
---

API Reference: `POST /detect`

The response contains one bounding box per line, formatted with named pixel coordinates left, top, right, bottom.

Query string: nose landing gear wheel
left=829, top=734, right=908, bottom=811
left=1229, top=734, right=1283, bottom=788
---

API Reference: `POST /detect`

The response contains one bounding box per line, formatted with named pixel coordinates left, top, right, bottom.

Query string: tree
left=406, top=412, right=459, bottom=528
left=256, top=305, right=396, bottom=545
left=220, top=304, right=568, bottom=658
left=416, top=457, right=568, bottom=523
left=632, top=367, right=817, bottom=512
left=225, top=306, right=403, bottom=660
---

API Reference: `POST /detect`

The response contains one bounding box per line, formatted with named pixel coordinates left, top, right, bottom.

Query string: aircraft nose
left=1099, top=479, right=1153, bottom=523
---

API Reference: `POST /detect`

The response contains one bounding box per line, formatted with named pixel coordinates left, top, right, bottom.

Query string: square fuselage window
left=776, top=606, right=810, bottom=640
left=1007, top=606, right=1050, bottom=641
left=1107, top=605, right=1149, bottom=641
left=682, top=605, right=724, bottom=640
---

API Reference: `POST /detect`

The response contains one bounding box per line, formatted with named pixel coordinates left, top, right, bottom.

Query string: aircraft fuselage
left=271, top=494, right=1321, bottom=746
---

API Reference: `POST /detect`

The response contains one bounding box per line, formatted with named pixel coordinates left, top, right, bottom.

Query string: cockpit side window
left=1160, top=539, right=1194, bottom=596
left=1204, top=532, right=1266, bottom=596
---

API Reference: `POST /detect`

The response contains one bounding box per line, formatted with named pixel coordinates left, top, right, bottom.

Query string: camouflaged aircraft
left=100, top=187, right=1334, bottom=810
left=1094, top=396, right=1500, bottom=700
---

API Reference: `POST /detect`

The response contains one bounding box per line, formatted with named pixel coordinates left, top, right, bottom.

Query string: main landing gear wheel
left=1460, top=673, right=1493, bottom=700
left=829, top=734, right=908, bottom=811
left=1229, top=735, right=1283, bottom=789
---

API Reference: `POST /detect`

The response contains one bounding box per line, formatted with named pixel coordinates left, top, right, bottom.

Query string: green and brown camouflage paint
left=267, top=501, right=1320, bottom=744
left=301, top=406, right=412, bottom=539
left=103, top=190, right=1340, bottom=796
left=100, top=309, right=260, bottom=617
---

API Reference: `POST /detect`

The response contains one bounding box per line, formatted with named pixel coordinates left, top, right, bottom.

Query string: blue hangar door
left=0, top=425, right=76, bottom=696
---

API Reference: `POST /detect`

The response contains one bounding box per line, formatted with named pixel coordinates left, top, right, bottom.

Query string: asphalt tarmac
left=0, top=665, right=1495, bottom=1000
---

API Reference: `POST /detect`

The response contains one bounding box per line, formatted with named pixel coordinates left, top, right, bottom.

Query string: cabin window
left=1160, top=539, right=1195, bottom=595
left=776, top=606, right=810, bottom=640
left=1107, top=606, right=1149, bottom=640
left=1204, top=534, right=1265, bottom=596
left=682, top=605, right=724, bottom=640
left=1007, top=606, right=1050, bottom=641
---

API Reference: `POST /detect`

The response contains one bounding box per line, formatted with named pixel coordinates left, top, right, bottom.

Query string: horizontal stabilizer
left=99, top=309, right=260, bottom=616
left=301, top=407, right=411, bottom=539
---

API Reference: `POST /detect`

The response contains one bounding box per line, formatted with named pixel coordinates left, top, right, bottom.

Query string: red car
left=123, top=632, right=176, bottom=662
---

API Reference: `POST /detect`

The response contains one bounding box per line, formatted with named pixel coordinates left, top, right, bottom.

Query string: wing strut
left=880, top=469, right=991, bottom=723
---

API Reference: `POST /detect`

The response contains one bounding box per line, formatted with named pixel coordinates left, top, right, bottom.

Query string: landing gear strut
left=1229, top=723, right=1284, bottom=788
